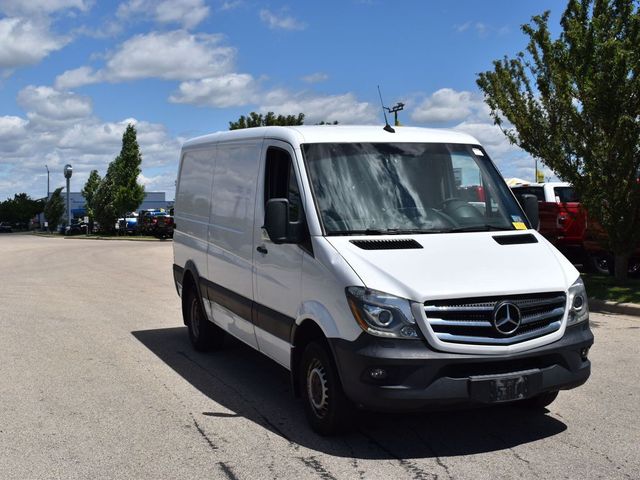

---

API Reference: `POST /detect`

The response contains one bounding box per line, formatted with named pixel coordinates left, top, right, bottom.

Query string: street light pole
left=45, top=165, right=50, bottom=197
left=64, top=164, right=73, bottom=225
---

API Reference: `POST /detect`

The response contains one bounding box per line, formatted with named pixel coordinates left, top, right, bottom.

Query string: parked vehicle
left=0, top=222, right=12, bottom=233
left=138, top=209, right=174, bottom=238
left=115, top=214, right=138, bottom=234
left=65, top=222, right=88, bottom=236
left=511, top=182, right=639, bottom=276
left=510, top=182, right=586, bottom=262
left=173, top=126, right=593, bottom=434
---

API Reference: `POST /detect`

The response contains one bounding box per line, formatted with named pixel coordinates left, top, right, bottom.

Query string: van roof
left=182, top=125, right=481, bottom=149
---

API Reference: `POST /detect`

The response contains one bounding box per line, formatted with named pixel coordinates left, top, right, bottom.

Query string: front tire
left=299, top=341, right=352, bottom=435
left=185, top=287, right=224, bottom=351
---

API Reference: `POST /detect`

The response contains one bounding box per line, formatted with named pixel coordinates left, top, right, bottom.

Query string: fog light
left=369, top=368, right=388, bottom=380
left=580, top=347, right=590, bottom=361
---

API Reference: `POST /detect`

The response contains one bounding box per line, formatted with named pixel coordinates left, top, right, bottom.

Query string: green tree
left=476, top=0, right=640, bottom=281
left=93, top=164, right=117, bottom=233
left=229, top=112, right=305, bottom=130
left=82, top=169, right=101, bottom=232
left=44, top=188, right=64, bottom=232
left=112, top=124, right=145, bottom=233
left=0, top=193, right=44, bottom=228
left=92, top=124, right=145, bottom=234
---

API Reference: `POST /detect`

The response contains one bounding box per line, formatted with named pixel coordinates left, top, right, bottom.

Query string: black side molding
left=493, top=233, right=538, bottom=245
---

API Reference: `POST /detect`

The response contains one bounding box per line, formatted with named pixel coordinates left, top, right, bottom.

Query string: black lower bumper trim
left=329, top=322, right=593, bottom=411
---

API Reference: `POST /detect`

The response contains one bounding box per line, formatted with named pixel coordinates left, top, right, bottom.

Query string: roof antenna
left=377, top=85, right=395, bottom=133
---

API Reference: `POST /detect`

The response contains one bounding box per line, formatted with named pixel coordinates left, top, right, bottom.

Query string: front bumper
left=329, top=322, right=593, bottom=411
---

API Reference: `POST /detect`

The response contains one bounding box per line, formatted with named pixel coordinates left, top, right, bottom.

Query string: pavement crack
left=297, top=456, right=338, bottom=480
left=358, top=429, right=437, bottom=480
left=407, top=424, right=453, bottom=480
left=218, top=461, right=240, bottom=480
left=193, top=416, right=218, bottom=451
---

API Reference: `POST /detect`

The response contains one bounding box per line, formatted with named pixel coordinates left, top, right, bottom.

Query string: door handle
left=256, top=245, right=268, bottom=254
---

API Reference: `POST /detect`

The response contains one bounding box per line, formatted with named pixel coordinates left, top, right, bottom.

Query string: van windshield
left=302, top=143, right=527, bottom=235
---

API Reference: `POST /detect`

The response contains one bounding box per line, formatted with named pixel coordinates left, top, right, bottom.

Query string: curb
left=589, top=298, right=640, bottom=317
left=63, top=236, right=170, bottom=242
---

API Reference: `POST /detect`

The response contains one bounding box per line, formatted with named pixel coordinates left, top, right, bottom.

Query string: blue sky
left=0, top=0, right=567, bottom=201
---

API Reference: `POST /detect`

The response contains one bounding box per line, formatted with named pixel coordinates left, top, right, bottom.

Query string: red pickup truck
left=511, top=182, right=639, bottom=276
left=511, top=182, right=586, bottom=260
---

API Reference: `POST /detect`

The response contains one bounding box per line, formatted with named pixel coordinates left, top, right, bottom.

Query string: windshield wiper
left=446, top=224, right=514, bottom=233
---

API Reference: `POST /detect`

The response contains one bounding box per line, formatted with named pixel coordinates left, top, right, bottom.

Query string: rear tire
left=299, top=341, right=352, bottom=435
left=185, top=287, right=224, bottom=351
left=517, top=390, right=559, bottom=410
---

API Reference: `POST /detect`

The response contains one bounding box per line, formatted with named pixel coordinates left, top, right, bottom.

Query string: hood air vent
left=350, top=239, right=423, bottom=250
left=493, top=233, right=538, bottom=245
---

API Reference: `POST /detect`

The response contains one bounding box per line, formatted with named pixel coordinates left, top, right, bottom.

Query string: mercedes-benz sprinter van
left=172, top=126, right=593, bottom=435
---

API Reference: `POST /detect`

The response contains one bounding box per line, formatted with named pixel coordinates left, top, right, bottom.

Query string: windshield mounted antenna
left=377, top=85, right=395, bottom=133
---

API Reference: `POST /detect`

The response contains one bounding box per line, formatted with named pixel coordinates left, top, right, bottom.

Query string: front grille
left=423, top=292, right=566, bottom=346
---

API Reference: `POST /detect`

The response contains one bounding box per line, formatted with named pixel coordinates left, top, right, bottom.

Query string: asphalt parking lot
left=0, top=234, right=638, bottom=480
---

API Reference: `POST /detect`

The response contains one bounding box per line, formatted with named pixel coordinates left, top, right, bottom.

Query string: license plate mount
left=469, top=369, right=542, bottom=403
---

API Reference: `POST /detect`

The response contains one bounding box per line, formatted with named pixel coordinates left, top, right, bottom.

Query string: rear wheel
left=185, top=287, right=224, bottom=351
left=517, top=390, right=559, bottom=410
left=299, top=341, right=352, bottom=435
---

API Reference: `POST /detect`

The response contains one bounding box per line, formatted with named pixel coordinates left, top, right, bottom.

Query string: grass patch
left=582, top=273, right=640, bottom=304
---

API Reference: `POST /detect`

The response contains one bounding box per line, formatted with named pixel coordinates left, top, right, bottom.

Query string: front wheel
left=299, top=341, right=352, bottom=435
left=185, top=287, right=224, bottom=351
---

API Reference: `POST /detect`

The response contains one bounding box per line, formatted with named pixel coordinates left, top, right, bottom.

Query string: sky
left=0, top=0, right=569, bottom=201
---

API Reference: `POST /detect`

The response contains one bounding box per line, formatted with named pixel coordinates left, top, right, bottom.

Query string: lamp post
left=45, top=165, right=50, bottom=197
left=64, top=164, right=73, bottom=225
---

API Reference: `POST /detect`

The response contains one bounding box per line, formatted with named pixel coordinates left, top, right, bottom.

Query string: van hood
left=324, top=231, right=577, bottom=302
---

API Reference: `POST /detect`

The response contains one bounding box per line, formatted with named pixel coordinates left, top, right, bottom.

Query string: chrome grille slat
left=424, top=305, right=494, bottom=313
left=520, top=307, right=565, bottom=325
left=434, top=321, right=562, bottom=345
left=424, top=292, right=566, bottom=347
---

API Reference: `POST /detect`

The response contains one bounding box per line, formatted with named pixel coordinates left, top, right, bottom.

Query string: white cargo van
left=173, top=126, right=592, bottom=434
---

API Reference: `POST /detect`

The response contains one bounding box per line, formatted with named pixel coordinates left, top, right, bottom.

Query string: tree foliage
left=93, top=124, right=145, bottom=233
left=476, top=0, right=640, bottom=280
left=0, top=193, right=44, bottom=228
left=81, top=169, right=101, bottom=221
left=229, top=112, right=305, bottom=130
left=44, top=188, right=64, bottom=232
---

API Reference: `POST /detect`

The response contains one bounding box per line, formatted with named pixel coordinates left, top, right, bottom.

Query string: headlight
left=567, top=277, right=589, bottom=325
left=346, top=287, right=419, bottom=339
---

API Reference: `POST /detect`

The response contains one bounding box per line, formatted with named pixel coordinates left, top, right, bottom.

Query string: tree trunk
left=614, top=252, right=630, bottom=283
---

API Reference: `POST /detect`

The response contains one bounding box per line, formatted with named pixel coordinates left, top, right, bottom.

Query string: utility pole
left=64, top=164, right=73, bottom=225
left=45, top=165, right=50, bottom=197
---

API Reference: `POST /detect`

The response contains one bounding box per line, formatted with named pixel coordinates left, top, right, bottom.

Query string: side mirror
left=516, top=193, right=540, bottom=230
left=264, top=198, right=305, bottom=244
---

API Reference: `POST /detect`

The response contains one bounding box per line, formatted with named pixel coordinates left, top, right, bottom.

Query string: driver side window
left=264, top=147, right=302, bottom=222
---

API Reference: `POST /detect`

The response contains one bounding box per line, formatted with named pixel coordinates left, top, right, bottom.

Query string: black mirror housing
left=264, top=198, right=304, bottom=244
left=516, top=193, right=540, bottom=230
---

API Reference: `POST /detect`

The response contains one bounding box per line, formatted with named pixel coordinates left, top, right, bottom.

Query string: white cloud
left=220, top=0, right=242, bottom=11
left=259, top=9, right=306, bottom=31
left=54, top=66, right=98, bottom=89
left=0, top=108, right=182, bottom=200
left=117, top=0, right=209, bottom=29
left=259, top=90, right=377, bottom=124
left=17, top=86, right=92, bottom=121
left=411, top=88, right=484, bottom=123
left=0, top=0, right=89, bottom=15
left=302, top=72, right=328, bottom=84
left=55, top=30, right=235, bottom=87
left=169, top=73, right=257, bottom=107
left=0, top=18, right=70, bottom=73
